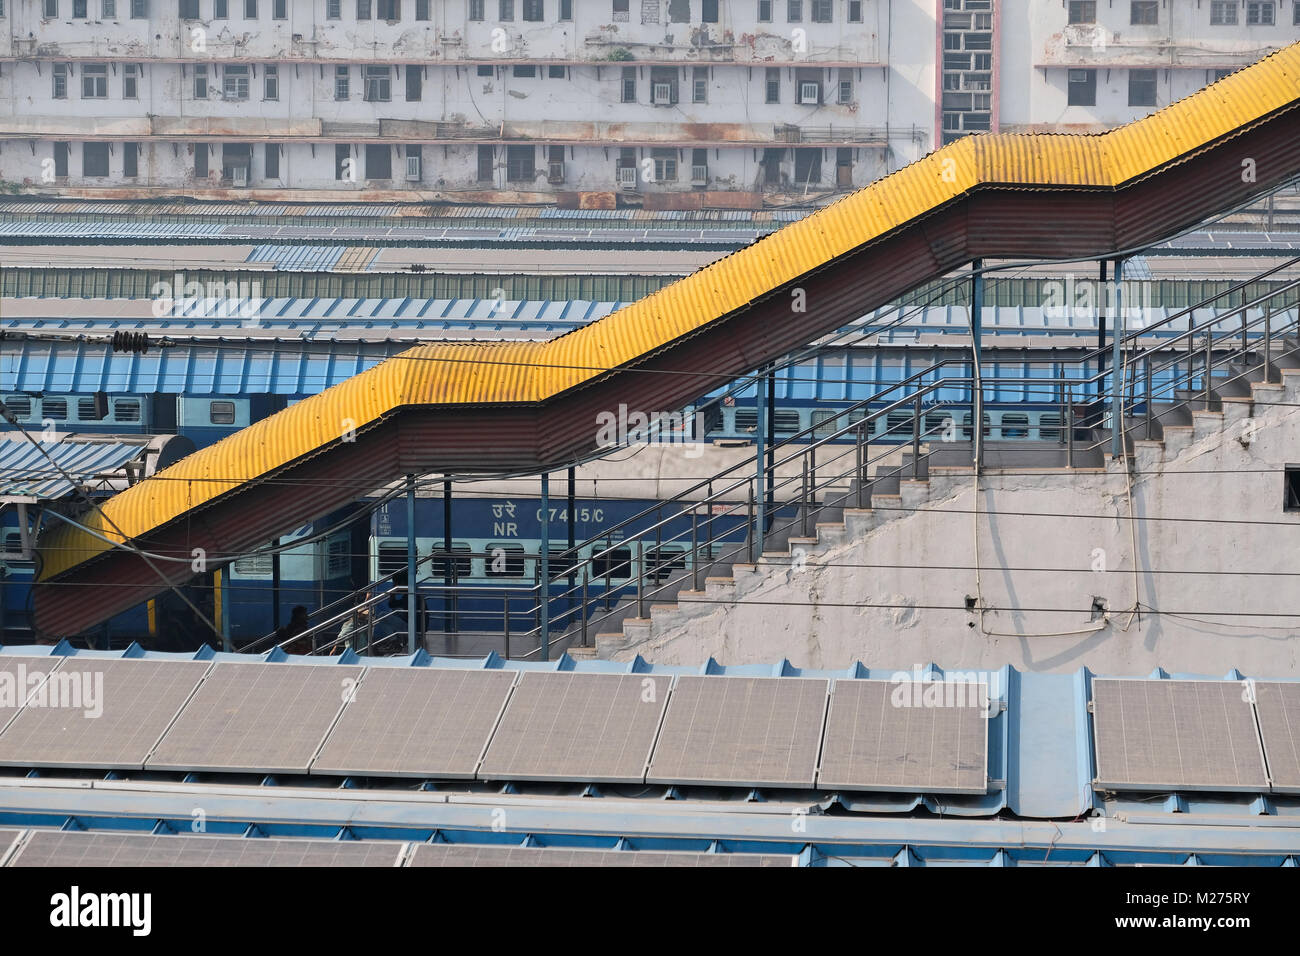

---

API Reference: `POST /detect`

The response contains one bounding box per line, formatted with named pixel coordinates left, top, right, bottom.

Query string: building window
left=613, top=0, right=628, bottom=20
left=327, top=0, right=341, bottom=17
left=810, top=0, right=830, bottom=22
left=1128, top=68, right=1156, bottom=107
left=1130, top=0, right=1157, bottom=25
left=701, top=0, right=718, bottom=22
left=621, top=66, right=636, bottom=102
left=123, top=63, right=139, bottom=99
left=406, top=65, right=422, bottom=100
left=651, top=148, right=677, bottom=182
left=53, top=143, right=69, bottom=178
left=335, top=144, right=352, bottom=180
left=1209, top=0, right=1237, bottom=24
left=469, top=0, right=484, bottom=19
left=335, top=66, right=350, bottom=100
left=377, top=0, right=399, bottom=18
left=357, top=0, right=370, bottom=18
left=499, top=0, right=513, bottom=19
left=522, top=0, right=542, bottom=19
left=506, top=144, right=535, bottom=181
left=263, top=65, right=278, bottom=100
left=415, top=0, right=428, bottom=17
left=1246, top=0, right=1274, bottom=25
left=43, top=0, right=58, bottom=15
left=130, top=0, right=146, bottom=16
left=762, top=147, right=783, bottom=184
left=1295, top=1, right=1300, bottom=26
left=692, top=67, right=707, bottom=103
left=214, top=0, right=227, bottom=15
left=548, top=64, right=565, bottom=78
left=1067, top=68, right=1096, bottom=106
left=82, top=65, right=108, bottom=98
left=364, top=65, right=391, bottom=101
left=847, top=0, right=861, bottom=21
left=194, top=143, right=208, bottom=178
left=757, top=0, right=771, bottom=21
left=265, top=143, right=280, bottom=179
left=559, top=0, right=571, bottom=17
left=82, top=142, right=109, bottom=177
left=786, top=0, right=800, bottom=22
left=365, top=143, right=392, bottom=180
left=405, top=144, right=422, bottom=180
left=244, top=0, right=256, bottom=16
left=273, top=0, right=285, bottom=17
left=194, top=64, right=208, bottom=98
left=73, top=0, right=86, bottom=15
left=477, top=64, right=493, bottom=76
left=1286, top=466, right=1300, bottom=511
left=765, top=66, right=780, bottom=103
left=221, top=143, right=251, bottom=182
left=53, top=64, right=68, bottom=99
left=179, top=0, right=197, bottom=14
left=1068, top=0, right=1095, bottom=23
left=512, top=64, right=536, bottom=77
left=837, top=70, right=852, bottom=104
left=691, top=148, right=707, bottom=184
left=650, top=66, right=678, bottom=104
left=102, top=0, right=116, bottom=16
left=477, top=144, right=494, bottom=181
left=223, top=65, right=250, bottom=100
left=796, top=68, right=822, bottom=104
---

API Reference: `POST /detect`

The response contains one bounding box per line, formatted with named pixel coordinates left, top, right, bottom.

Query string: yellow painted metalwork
left=36, top=43, right=1300, bottom=582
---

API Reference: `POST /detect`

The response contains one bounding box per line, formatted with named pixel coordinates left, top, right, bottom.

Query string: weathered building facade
left=0, top=0, right=1293, bottom=204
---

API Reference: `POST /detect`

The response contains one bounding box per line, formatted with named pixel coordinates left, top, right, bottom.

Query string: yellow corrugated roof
left=37, top=43, right=1300, bottom=581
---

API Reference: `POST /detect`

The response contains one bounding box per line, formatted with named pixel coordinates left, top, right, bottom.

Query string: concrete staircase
left=593, top=341, right=1300, bottom=659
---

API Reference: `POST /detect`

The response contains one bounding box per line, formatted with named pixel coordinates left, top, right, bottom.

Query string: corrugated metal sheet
left=33, top=43, right=1300, bottom=594
left=0, top=436, right=147, bottom=499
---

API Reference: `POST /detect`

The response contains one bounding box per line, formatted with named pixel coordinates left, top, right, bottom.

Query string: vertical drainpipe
left=971, top=260, right=983, bottom=471
left=1111, top=258, right=1125, bottom=459
left=539, top=471, right=550, bottom=661
left=754, top=367, right=766, bottom=558
left=406, top=473, right=417, bottom=655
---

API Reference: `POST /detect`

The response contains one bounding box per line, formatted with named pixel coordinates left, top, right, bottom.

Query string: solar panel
left=0, top=659, right=210, bottom=770
left=147, top=662, right=363, bottom=774
left=645, top=676, right=829, bottom=788
left=0, top=829, right=20, bottom=866
left=407, top=844, right=792, bottom=867
left=1253, top=681, right=1300, bottom=793
left=478, top=672, right=671, bottom=784
left=8, top=831, right=402, bottom=867
left=817, top=679, right=988, bottom=793
left=1092, top=679, right=1268, bottom=791
left=0, top=657, right=62, bottom=735
left=311, top=667, right=517, bottom=778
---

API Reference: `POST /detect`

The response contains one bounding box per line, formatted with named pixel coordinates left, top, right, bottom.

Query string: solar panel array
left=147, top=662, right=362, bottom=774
left=1092, top=679, right=1269, bottom=791
left=312, top=668, right=516, bottom=778
left=817, top=680, right=988, bottom=794
left=0, top=657, right=58, bottom=734
left=1254, top=682, right=1300, bottom=793
left=407, top=844, right=792, bottom=867
left=647, top=676, right=829, bottom=788
left=0, top=659, right=209, bottom=770
left=479, top=672, right=671, bottom=783
left=9, top=831, right=403, bottom=867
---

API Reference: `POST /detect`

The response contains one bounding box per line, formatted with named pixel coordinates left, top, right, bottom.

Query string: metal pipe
left=747, top=486, right=754, bottom=563
left=855, top=424, right=865, bottom=508
left=800, top=458, right=809, bottom=537
left=406, top=472, right=417, bottom=655
left=580, top=565, right=589, bottom=647
left=503, top=593, right=511, bottom=660
left=1265, top=303, right=1272, bottom=384
left=971, top=259, right=984, bottom=470
left=1066, top=389, right=1074, bottom=468
left=1111, top=258, right=1124, bottom=459
left=1145, top=360, right=1154, bottom=441
left=912, top=392, right=921, bottom=466
left=691, top=511, right=700, bottom=591
left=539, top=470, right=549, bottom=662
left=754, top=364, right=767, bottom=558
left=636, top=540, right=645, bottom=619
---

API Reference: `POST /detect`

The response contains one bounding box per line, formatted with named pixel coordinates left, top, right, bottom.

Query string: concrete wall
left=608, top=375, right=1300, bottom=676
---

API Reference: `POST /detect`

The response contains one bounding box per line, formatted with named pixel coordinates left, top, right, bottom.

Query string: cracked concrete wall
left=614, top=395, right=1300, bottom=676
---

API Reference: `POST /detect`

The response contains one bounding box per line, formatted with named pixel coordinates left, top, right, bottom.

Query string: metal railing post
left=855, top=424, right=866, bottom=508
left=503, top=593, right=511, bottom=660
left=1145, top=360, right=1154, bottom=440
left=1066, top=387, right=1074, bottom=468
left=691, top=511, right=700, bottom=591
left=912, top=393, right=922, bottom=466
left=1264, top=303, right=1272, bottom=384
left=800, top=458, right=809, bottom=537
left=1203, top=330, right=1213, bottom=404
left=636, top=540, right=646, bottom=618
left=580, top=566, right=589, bottom=647
left=747, top=487, right=755, bottom=562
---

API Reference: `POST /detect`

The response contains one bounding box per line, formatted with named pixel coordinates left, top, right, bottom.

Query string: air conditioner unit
left=652, top=82, right=672, bottom=104
left=617, top=166, right=637, bottom=189
left=547, top=161, right=565, bottom=184
left=405, top=155, right=421, bottom=181
left=799, top=82, right=820, bottom=105
left=690, top=165, right=708, bottom=186
left=232, top=167, right=248, bottom=187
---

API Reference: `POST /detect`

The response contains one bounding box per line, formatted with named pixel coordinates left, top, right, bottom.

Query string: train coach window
left=648, top=546, right=687, bottom=581
left=2, top=396, right=31, bottom=420
left=961, top=413, right=991, bottom=439
left=924, top=412, right=953, bottom=438
left=42, top=397, right=67, bottom=421
left=430, top=544, right=472, bottom=579
left=114, top=399, right=141, bottom=423
left=999, top=413, right=1030, bottom=439
left=774, top=410, right=803, bottom=434
left=591, top=547, right=632, bottom=580
left=486, top=543, right=525, bottom=577
left=733, top=408, right=757, bottom=432
left=376, top=543, right=407, bottom=577
left=812, top=410, right=840, bottom=437
left=327, top=538, right=349, bottom=577
left=1037, top=414, right=1062, bottom=441
left=77, top=397, right=100, bottom=420
left=233, top=553, right=273, bottom=575
left=3, top=532, right=25, bottom=555
left=209, top=401, right=237, bottom=425
left=884, top=411, right=912, bottom=437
